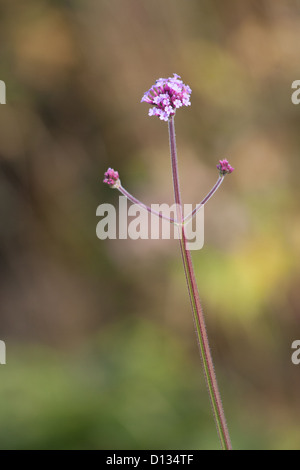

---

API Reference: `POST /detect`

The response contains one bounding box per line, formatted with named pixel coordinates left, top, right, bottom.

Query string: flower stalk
left=168, top=115, right=232, bottom=451
left=103, top=73, right=234, bottom=450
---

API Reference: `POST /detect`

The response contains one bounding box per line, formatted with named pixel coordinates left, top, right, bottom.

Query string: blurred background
left=0, top=0, right=300, bottom=450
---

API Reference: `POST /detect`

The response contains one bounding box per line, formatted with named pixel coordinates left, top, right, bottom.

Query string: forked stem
left=117, top=176, right=224, bottom=227
left=168, top=116, right=232, bottom=450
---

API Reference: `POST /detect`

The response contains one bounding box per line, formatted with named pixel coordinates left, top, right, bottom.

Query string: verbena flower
left=217, top=159, right=234, bottom=176
left=103, top=168, right=120, bottom=188
left=141, top=73, right=192, bottom=121
left=102, top=74, right=234, bottom=449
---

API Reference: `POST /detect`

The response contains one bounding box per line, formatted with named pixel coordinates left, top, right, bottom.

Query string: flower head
left=103, top=168, right=120, bottom=188
left=217, top=159, right=234, bottom=176
left=141, top=73, right=192, bottom=121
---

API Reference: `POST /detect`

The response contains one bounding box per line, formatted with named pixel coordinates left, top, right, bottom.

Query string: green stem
left=168, top=116, right=232, bottom=450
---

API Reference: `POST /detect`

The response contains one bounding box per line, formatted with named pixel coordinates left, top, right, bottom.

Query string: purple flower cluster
left=141, top=74, right=192, bottom=121
left=216, top=159, right=234, bottom=176
left=103, top=168, right=120, bottom=188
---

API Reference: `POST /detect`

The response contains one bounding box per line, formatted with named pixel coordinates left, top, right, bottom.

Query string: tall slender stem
left=168, top=116, right=232, bottom=450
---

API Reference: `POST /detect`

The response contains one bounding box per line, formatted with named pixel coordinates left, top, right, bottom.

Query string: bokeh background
left=0, top=0, right=300, bottom=450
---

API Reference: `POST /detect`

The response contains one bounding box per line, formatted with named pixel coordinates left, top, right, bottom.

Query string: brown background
left=0, top=0, right=299, bottom=449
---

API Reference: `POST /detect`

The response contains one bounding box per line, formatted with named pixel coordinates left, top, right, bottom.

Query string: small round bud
left=216, top=159, right=234, bottom=176
left=103, top=168, right=120, bottom=188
